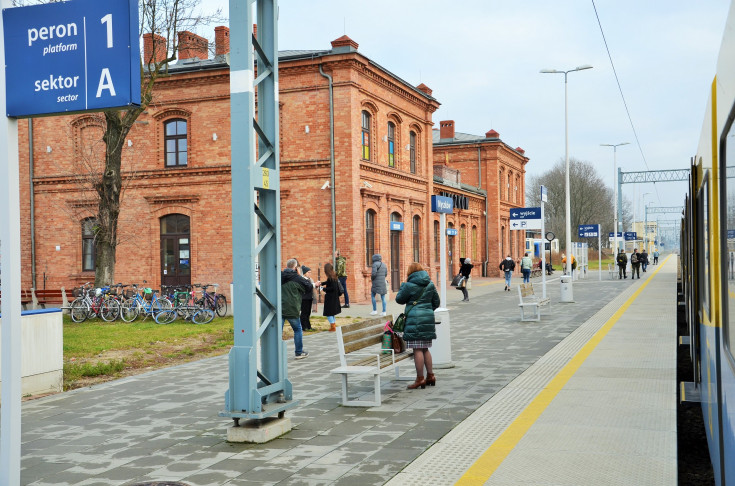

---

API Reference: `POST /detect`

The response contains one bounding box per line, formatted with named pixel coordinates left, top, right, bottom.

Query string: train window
left=697, top=174, right=710, bottom=317
left=722, top=122, right=735, bottom=357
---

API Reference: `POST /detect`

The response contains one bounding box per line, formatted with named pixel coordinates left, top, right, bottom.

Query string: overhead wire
left=590, top=0, right=661, bottom=207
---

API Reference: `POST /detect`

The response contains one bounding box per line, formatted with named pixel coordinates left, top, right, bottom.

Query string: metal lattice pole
left=221, top=0, right=297, bottom=425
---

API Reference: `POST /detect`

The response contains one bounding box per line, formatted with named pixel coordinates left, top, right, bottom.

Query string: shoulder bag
left=392, top=284, right=430, bottom=333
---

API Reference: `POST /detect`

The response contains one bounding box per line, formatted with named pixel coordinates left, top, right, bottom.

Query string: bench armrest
left=344, top=351, right=388, bottom=368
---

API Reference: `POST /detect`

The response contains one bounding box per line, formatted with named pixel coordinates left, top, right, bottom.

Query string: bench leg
left=394, top=363, right=414, bottom=381
left=338, top=373, right=381, bottom=407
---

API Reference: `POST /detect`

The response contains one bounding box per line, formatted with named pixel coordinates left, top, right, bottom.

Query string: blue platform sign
left=608, top=232, right=623, bottom=238
left=390, top=222, right=404, bottom=231
left=578, top=224, right=600, bottom=238
left=3, top=0, right=140, bottom=117
left=446, top=228, right=458, bottom=236
left=728, top=230, right=735, bottom=239
left=431, top=195, right=453, bottom=214
left=624, top=232, right=637, bottom=241
left=510, top=207, right=541, bottom=230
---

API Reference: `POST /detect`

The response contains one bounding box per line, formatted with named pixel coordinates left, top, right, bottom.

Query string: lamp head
left=575, top=64, right=593, bottom=71
left=540, top=69, right=562, bottom=74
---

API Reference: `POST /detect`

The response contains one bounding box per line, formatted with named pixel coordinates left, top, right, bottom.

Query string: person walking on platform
left=653, top=249, right=659, bottom=264
left=630, top=248, right=641, bottom=280
left=499, top=255, right=515, bottom=291
left=300, top=266, right=316, bottom=331
left=395, top=262, right=440, bottom=390
left=640, top=249, right=649, bottom=273
left=520, top=252, right=533, bottom=283
left=370, top=254, right=388, bottom=316
left=335, top=250, right=350, bottom=308
left=282, top=259, right=314, bottom=359
left=320, top=262, right=342, bottom=332
left=457, top=257, right=474, bottom=301
left=616, top=250, right=628, bottom=279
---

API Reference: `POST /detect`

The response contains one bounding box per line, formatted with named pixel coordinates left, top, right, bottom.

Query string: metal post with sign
left=577, top=224, right=601, bottom=281
left=430, top=195, right=454, bottom=368
left=2, top=0, right=140, bottom=481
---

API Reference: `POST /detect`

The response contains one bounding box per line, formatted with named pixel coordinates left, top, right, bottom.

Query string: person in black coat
left=320, top=262, right=342, bottom=332
left=457, top=257, right=474, bottom=302
left=300, top=266, right=316, bottom=330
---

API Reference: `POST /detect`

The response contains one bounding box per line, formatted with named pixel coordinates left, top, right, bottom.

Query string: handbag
left=450, top=273, right=463, bottom=287
left=381, top=332, right=393, bottom=354
left=337, top=279, right=344, bottom=296
left=391, top=332, right=406, bottom=353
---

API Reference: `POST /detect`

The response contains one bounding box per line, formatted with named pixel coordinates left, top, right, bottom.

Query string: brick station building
left=16, top=28, right=528, bottom=301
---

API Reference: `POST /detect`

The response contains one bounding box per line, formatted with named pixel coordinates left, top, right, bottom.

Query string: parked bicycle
left=194, top=283, right=227, bottom=317
left=69, top=282, right=120, bottom=323
left=119, top=282, right=172, bottom=322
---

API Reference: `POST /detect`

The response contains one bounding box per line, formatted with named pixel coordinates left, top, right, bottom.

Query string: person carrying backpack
left=616, top=250, right=628, bottom=279
left=630, top=248, right=641, bottom=280
left=520, top=252, right=533, bottom=283
left=499, top=255, right=516, bottom=291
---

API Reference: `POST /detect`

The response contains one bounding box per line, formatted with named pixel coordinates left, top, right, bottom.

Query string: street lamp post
left=640, top=192, right=651, bottom=250
left=600, top=142, right=629, bottom=256
left=541, top=65, right=592, bottom=301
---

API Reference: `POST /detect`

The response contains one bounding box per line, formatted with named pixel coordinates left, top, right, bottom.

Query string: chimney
left=143, top=33, right=167, bottom=64
left=215, top=26, right=230, bottom=56
left=485, top=129, right=499, bottom=139
left=177, top=31, right=208, bottom=61
left=515, top=147, right=526, bottom=155
left=331, top=35, right=359, bottom=53
left=416, top=83, right=432, bottom=96
left=439, top=120, right=455, bottom=140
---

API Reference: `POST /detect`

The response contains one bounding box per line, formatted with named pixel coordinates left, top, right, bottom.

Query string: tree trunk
left=94, top=111, right=130, bottom=287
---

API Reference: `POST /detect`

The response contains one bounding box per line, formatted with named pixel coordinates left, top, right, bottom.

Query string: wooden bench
left=517, top=283, right=550, bottom=322
left=331, top=315, right=414, bottom=407
left=32, top=287, right=69, bottom=309
left=0, top=290, right=34, bottom=310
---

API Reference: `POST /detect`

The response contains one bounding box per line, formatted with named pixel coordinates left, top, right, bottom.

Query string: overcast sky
left=199, top=0, right=731, bottom=225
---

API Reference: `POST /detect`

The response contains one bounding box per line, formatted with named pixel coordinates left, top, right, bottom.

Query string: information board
left=3, top=0, right=140, bottom=117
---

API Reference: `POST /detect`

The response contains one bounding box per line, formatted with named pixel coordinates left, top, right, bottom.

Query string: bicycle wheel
left=154, top=308, right=177, bottom=324
left=100, top=299, right=120, bottom=322
left=120, top=300, right=140, bottom=322
left=215, top=294, right=228, bottom=317
left=192, top=308, right=215, bottom=324
left=70, top=298, right=89, bottom=323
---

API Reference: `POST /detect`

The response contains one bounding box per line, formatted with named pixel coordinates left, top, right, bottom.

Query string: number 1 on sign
left=101, top=14, right=113, bottom=47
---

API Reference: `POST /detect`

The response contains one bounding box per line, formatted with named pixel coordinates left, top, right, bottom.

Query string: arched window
left=499, top=169, right=504, bottom=200
left=516, top=175, right=521, bottom=204
left=164, top=119, right=188, bottom=167
left=388, top=122, right=396, bottom=168
left=434, top=220, right=440, bottom=261
left=361, top=111, right=371, bottom=160
left=409, top=131, right=417, bottom=174
left=460, top=224, right=467, bottom=258
left=507, top=171, right=513, bottom=201
left=81, top=218, right=97, bottom=272
left=365, top=209, right=376, bottom=266
left=412, top=215, right=421, bottom=262
left=472, top=225, right=478, bottom=262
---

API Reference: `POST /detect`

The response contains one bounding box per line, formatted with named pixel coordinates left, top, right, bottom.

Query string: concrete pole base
left=432, top=308, right=455, bottom=368
left=226, top=416, right=292, bottom=443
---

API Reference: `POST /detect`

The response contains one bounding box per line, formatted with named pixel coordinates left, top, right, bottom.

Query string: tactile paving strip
left=387, top=262, right=675, bottom=485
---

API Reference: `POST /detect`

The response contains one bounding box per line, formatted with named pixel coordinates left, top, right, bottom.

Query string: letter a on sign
left=96, top=68, right=117, bottom=97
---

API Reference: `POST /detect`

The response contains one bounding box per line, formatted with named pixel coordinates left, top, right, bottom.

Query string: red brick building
left=16, top=29, right=528, bottom=301
left=433, top=122, right=529, bottom=275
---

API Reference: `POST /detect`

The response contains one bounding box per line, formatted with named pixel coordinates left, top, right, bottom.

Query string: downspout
left=29, top=119, right=37, bottom=290
left=480, top=146, right=490, bottom=277
left=319, top=64, right=337, bottom=267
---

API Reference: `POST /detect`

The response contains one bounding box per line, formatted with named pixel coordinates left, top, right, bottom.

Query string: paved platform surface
left=13, top=260, right=676, bottom=485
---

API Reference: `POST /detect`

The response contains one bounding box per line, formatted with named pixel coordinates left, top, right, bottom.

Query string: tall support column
left=1, top=0, right=22, bottom=482
left=617, top=167, right=623, bottom=241
left=221, top=0, right=296, bottom=432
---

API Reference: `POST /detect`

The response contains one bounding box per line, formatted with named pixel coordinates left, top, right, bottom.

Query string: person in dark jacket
left=616, top=250, right=628, bottom=279
left=371, top=254, right=389, bottom=316
left=457, top=257, right=474, bottom=302
left=281, top=259, right=314, bottom=359
left=300, top=265, right=316, bottom=330
left=396, top=263, right=440, bottom=390
left=320, top=262, right=342, bottom=332
left=630, top=248, right=641, bottom=280
left=640, top=249, right=649, bottom=272
left=499, top=255, right=515, bottom=291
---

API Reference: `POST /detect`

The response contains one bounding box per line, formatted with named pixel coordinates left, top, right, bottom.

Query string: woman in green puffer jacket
left=395, top=262, right=440, bottom=390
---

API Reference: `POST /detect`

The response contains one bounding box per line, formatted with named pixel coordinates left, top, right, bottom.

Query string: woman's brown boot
left=407, top=376, right=426, bottom=389
left=426, top=373, right=436, bottom=386
left=329, top=323, right=336, bottom=332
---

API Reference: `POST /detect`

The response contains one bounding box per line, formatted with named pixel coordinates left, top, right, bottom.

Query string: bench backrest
left=335, top=315, right=393, bottom=367
left=520, top=283, right=535, bottom=298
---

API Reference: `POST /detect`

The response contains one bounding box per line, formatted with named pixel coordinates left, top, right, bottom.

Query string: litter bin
left=560, top=274, right=574, bottom=303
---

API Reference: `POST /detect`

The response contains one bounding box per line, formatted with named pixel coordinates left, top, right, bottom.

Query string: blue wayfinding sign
left=510, top=207, right=540, bottom=220
left=624, top=232, right=637, bottom=241
left=431, top=195, right=453, bottom=214
left=390, top=222, right=404, bottom=231
left=609, top=232, right=623, bottom=238
left=578, top=224, right=600, bottom=238
left=3, top=0, right=140, bottom=117
left=446, top=228, right=458, bottom=236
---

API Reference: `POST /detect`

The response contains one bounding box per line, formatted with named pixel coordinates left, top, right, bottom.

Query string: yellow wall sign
left=262, top=168, right=269, bottom=189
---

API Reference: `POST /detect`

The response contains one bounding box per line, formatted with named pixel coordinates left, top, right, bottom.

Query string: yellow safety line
left=456, top=254, right=673, bottom=485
